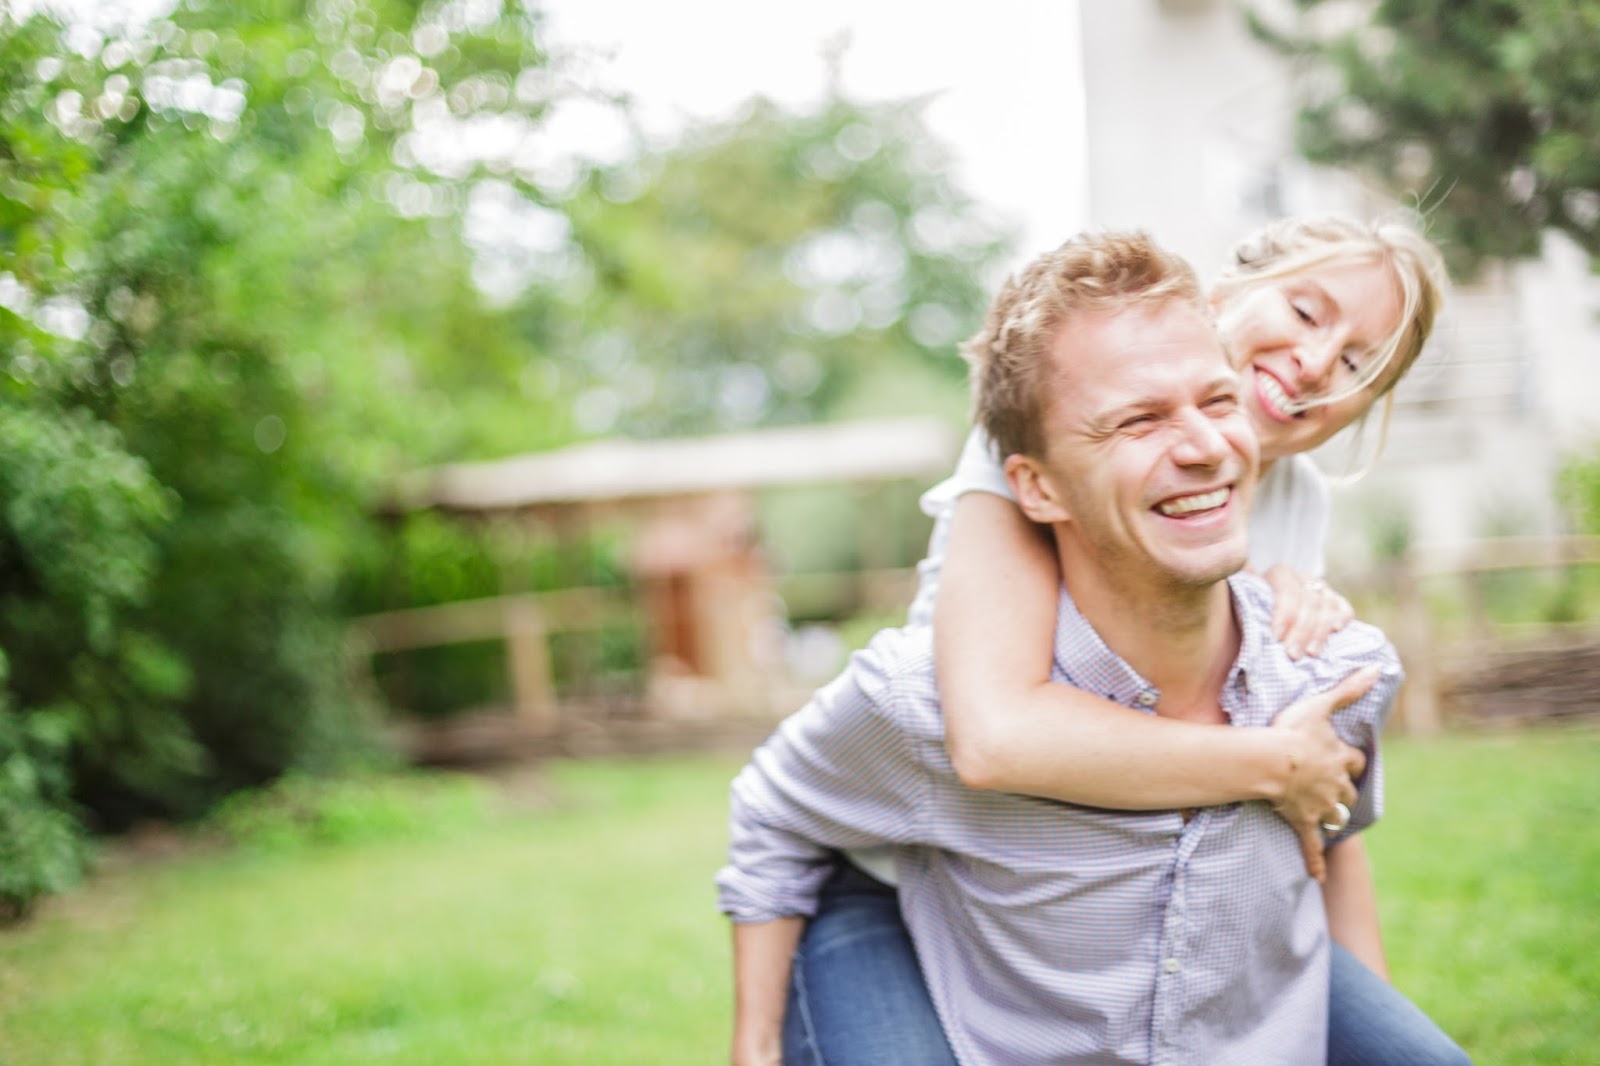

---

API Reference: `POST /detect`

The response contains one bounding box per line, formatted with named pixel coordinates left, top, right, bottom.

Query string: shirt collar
left=1050, top=574, right=1267, bottom=714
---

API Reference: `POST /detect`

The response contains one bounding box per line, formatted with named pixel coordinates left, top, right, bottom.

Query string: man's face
left=1029, top=300, right=1258, bottom=589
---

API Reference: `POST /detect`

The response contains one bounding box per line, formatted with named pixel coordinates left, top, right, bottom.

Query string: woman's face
left=1212, top=257, right=1405, bottom=463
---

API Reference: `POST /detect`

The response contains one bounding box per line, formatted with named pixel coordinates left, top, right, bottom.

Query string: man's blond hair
left=961, top=231, right=1205, bottom=460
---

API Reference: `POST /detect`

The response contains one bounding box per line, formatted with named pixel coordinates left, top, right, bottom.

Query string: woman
left=780, top=215, right=1470, bottom=1065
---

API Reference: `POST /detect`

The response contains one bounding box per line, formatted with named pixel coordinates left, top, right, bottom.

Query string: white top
left=849, top=428, right=1333, bottom=885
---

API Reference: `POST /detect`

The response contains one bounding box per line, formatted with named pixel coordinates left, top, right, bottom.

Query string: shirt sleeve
left=715, top=633, right=934, bottom=923
left=1303, top=619, right=1402, bottom=840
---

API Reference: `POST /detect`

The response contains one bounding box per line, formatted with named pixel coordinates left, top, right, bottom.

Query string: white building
left=1078, top=0, right=1600, bottom=571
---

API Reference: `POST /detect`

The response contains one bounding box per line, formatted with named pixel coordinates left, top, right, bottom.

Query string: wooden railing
left=346, top=588, right=636, bottom=734
left=1364, top=535, right=1600, bottom=734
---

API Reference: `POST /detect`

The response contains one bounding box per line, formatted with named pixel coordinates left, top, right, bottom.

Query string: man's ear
left=1004, top=453, right=1071, bottom=525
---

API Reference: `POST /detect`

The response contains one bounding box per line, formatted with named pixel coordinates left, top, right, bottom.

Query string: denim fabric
left=782, top=859, right=958, bottom=1066
left=1328, top=942, right=1472, bottom=1065
left=787, top=859, right=1470, bottom=1065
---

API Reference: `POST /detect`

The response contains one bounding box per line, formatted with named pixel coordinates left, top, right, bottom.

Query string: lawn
left=1, top=725, right=1596, bottom=1065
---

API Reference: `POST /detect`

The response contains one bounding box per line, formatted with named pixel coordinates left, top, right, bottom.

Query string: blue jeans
left=783, top=859, right=959, bottom=1065
left=785, top=857, right=1469, bottom=1065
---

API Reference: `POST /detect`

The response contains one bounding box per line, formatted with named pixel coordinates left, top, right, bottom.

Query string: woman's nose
left=1293, top=334, right=1342, bottom=389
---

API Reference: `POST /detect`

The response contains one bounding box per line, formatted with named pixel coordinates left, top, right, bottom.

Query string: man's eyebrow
left=1092, top=395, right=1162, bottom=429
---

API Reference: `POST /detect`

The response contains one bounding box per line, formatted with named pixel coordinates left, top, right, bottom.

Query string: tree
left=0, top=0, right=1014, bottom=914
left=1249, top=0, right=1600, bottom=278
left=527, top=89, right=1013, bottom=438
left=0, top=0, right=586, bottom=912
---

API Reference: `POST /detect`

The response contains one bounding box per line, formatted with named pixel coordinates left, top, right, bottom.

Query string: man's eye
left=1119, top=414, right=1155, bottom=430
left=1206, top=395, right=1239, bottom=411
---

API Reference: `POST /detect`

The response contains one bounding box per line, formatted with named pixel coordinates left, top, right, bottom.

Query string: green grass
left=1368, top=725, right=1600, bottom=1064
left=0, top=759, right=739, bottom=1066
left=1, top=728, right=1597, bottom=1064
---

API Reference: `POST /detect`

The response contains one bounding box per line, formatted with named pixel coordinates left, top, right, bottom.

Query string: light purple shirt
left=717, top=573, right=1399, bottom=1065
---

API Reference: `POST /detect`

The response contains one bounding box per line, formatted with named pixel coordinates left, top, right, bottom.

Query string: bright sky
left=35, top=0, right=1088, bottom=266
left=536, top=0, right=1088, bottom=264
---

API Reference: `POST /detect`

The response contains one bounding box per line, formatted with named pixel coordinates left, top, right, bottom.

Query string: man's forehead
left=1049, top=302, right=1231, bottom=392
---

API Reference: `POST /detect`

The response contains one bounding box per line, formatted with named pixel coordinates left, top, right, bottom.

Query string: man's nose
left=1172, top=408, right=1230, bottom=466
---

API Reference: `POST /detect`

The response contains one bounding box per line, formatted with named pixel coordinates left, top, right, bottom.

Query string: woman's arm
left=730, top=918, right=803, bottom=1066
left=934, top=492, right=1365, bottom=877
left=1323, top=836, right=1390, bottom=979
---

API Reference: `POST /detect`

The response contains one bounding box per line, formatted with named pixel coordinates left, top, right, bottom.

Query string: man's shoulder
left=837, top=623, right=940, bottom=705
left=1231, top=572, right=1400, bottom=676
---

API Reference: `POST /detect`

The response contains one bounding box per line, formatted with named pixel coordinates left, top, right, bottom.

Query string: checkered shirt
left=716, top=572, right=1400, bottom=1065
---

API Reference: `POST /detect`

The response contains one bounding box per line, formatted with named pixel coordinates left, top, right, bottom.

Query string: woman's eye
left=1292, top=302, right=1316, bottom=325
left=1340, top=352, right=1361, bottom=373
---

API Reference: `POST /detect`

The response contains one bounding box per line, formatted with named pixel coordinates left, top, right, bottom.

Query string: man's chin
left=1157, top=545, right=1250, bottom=589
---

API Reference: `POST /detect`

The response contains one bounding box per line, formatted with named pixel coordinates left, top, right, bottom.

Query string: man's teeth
left=1158, top=489, right=1228, bottom=517
left=1258, top=372, right=1297, bottom=416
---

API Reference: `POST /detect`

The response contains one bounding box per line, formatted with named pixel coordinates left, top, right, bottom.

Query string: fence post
left=505, top=597, right=558, bottom=735
left=1394, top=558, right=1441, bottom=736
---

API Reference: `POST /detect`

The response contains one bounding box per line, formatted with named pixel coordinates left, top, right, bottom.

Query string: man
left=716, top=232, right=1398, bottom=1065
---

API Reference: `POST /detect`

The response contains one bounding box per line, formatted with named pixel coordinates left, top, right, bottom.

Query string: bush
left=0, top=684, right=85, bottom=922
left=0, top=406, right=181, bottom=913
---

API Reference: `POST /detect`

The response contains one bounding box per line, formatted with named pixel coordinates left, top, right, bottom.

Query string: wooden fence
left=1377, top=535, right=1600, bottom=733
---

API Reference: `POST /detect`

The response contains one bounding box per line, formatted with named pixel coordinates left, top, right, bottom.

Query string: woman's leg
left=782, top=857, right=958, bottom=1066
left=1328, top=942, right=1471, bottom=1065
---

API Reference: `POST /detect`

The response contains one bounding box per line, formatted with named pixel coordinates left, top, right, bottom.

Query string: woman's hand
left=1262, top=563, right=1355, bottom=659
left=1268, top=667, right=1374, bottom=881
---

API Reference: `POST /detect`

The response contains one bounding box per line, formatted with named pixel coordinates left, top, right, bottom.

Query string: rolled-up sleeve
left=1310, top=619, right=1403, bottom=839
left=715, top=637, right=933, bottom=923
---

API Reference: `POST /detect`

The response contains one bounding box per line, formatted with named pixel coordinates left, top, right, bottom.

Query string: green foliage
left=541, top=92, right=1008, bottom=436
left=1249, top=0, right=1600, bottom=278
left=0, top=0, right=1008, bottom=914
left=0, top=404, right=191, bottom=909
left=0, top=0, right=584, bottom=905
left=0, top=661, right=85, bottom=922
left=1559, top=444, right=1600, bottom=532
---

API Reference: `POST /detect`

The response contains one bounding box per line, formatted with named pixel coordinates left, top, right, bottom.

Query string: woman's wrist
left=1233, top=726, right=1300, bottom=807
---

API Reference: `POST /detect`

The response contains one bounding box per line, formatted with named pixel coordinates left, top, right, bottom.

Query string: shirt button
left=1136, top=691, right=1157, bottom=707
left=1163, top=957, right=1181, bottom=974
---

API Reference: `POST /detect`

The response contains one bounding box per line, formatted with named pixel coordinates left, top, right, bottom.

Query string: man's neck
left=1056, top=548, right=1239, bottom=724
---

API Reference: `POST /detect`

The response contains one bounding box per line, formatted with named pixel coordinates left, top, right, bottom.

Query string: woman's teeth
left=1158, top=488, right=1228, bottom=517
left=1257, top=372, right=1298, bottom=417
